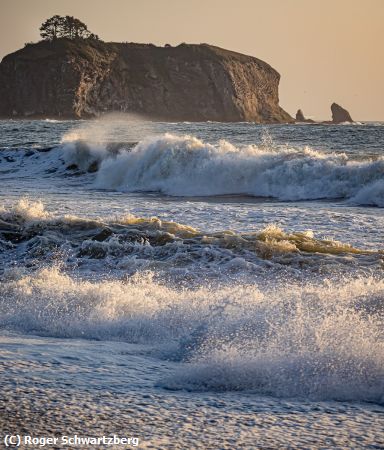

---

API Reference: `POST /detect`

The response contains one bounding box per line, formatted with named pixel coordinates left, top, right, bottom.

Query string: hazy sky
left=1, top=0, right=383, bottom=120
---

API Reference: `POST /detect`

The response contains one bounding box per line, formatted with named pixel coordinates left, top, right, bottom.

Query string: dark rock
left=0, top=39, right=293, bottom=123
left=295, top=109, right=315, bottom=123
left=295, top=109, right=305, bottom=121
left=331, top=103, right=353, bottom=123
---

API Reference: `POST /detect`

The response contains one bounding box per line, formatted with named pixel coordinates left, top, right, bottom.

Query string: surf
left=0, top=265, right=383, bottom=403
left=2, top=129, right=384, bottom=206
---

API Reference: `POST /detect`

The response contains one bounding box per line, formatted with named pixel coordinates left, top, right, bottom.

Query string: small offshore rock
left=331, top=103, right=353, bottom=123
left=295, top=109, right=315, bottom=123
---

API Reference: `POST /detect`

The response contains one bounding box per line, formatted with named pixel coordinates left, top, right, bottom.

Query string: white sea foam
left=93, top=133, right=384, bottom=205
left=2, top=132, right=383, bottom=206
left=0, top=198, right=49, bottom=221
left=351, top=179, right=384, bottom=207
left=0, top=267, right=383, bottom=403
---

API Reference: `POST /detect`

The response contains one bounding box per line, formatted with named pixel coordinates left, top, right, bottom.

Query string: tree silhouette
left=62, top=16, right=85, bottom=39
left=39, top=15, right=100, bottom=41
left=39, top=15, right=64, bottom=40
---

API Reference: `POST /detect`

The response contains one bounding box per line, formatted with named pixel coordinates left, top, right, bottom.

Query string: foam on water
left=0, top=198, right=49, bottom=221
left=94, top=133, right=384, bottom=205
left=1, top=200, right=382, bottom=280
left=1, top=131, right=384, bottom=206
left=351, top=179, right=384, bottom=207
left=0, top=266, right=383, bottom=403
left=1, top=121, right=384, bottom=413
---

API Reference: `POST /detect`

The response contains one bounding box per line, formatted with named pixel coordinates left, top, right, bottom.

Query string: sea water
left=0, top=118, right=383, bottom=448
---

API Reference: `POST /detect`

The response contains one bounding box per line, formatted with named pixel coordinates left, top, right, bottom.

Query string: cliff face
left=0, top=39, right=292, bottom=122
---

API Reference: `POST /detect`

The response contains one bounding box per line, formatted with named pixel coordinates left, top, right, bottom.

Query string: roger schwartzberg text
left=4, top=434, right=140, bottom=447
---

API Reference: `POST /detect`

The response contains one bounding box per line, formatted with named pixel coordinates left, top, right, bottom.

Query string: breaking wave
left=1, top=200, right=382, bottom=278
left=1, top=133, right=384, bottom=206
left=0, top=266, right=383, bottom=404
left=94, top=133, right=384, bottom=206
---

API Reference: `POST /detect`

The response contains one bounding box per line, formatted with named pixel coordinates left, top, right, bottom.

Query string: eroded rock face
left=331, top=103, right=353, bottom=123
left=0, top=39, right=293, bottom=122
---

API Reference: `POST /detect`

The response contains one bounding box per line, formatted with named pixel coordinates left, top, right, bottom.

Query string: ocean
left=0, top=118, right=383, bottom=449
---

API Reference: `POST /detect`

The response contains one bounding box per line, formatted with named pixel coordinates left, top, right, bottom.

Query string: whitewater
left=0, top=118, right=383, bottom=449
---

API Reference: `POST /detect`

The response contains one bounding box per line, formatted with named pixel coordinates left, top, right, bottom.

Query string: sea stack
left=0, top=39, right=293, bottom=123
left=296, top=109, right=306, bottom=121
left=295, top=109, right=314, bottom=123
left=331, top=103, right=353, bottom=123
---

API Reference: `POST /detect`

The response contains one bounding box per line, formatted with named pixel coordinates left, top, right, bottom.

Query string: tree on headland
left=39, top=15, right=100, bottom=41
left=61, top=16, right=89, bottom=39
left=39, top=15, right=63, bottom=40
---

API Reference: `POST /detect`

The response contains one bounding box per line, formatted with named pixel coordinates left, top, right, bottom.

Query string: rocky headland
left=0, top=39, right=293, bottom=122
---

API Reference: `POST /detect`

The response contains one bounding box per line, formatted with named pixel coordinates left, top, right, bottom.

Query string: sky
left=0, top=0, right=383, bottom=121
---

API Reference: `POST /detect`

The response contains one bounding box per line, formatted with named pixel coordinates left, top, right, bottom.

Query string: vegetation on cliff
left=39, top=15, right=100, bottom=41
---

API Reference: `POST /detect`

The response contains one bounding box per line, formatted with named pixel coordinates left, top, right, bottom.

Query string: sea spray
left=93, top=133, right=384, bottom=205
left=0, top=266, right=383, bottom=403
left=1, top=131, right=383, bottom=206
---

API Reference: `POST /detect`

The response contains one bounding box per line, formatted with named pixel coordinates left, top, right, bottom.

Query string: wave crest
left=1, top=267, right=383, bottom=403
left=92, top=133, right=384, bottom=206
left=2, top=133, right=383, bottom=206
left=1, top=200, right=380, bottom=277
